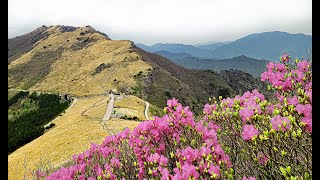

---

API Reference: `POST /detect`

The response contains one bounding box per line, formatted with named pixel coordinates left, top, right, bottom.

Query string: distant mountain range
left=136, top=43, right=216, bottom=59
left=155, top=51, right=270, bottom=77
left=137, top=31, right=312, bottom=61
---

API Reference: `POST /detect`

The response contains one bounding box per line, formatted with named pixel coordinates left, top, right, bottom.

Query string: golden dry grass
left=105, top=118, right=141, bottom=135
left=8, top=96, right=110, bottom=180
left=8, top=26, right=152, bottom=96
left=8, top=89, right=20, bottom=100
left=114, top=95, right=147, bottom=120
left=8, top=95, right=154, bottom=179
left=8, top=26, right=157, bottom=179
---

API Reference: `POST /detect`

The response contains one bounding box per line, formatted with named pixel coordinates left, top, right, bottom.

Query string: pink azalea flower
left=167, top=98, right=178, bottom=107
left=242, top=125, right=259, bottom=141
left=239, top=107, right=254, bottom=122
left=301, top=116, right=312, bottom=133
left=257, top=152, right=268, bottom=165
left=287, top=96, right=299, bottom=106
left=291, top=69, right=304, bottom=82
left=296, top=104, right=312, bottom=118
left=270, top=115, right=291, bottom=131
left=181, top=163, right=199, bottom=179
left=261, top=71, right=269, bottom=81
left=266, top=62, right=275, bottom=71
left=297, top=60, right=310, bottom=72
left=208, top=164, right=220, bottom=177
left=159, top=167, right=170, bottom=180
left=110, top=157, right=121, bottom=168
left=159, top=155, right=169, bottom=166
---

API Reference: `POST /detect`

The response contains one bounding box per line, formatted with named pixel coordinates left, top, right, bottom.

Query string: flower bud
left=292, top=131, right=297, bottom=138
left=280, top=167, right=287, bottom=177
left=286, top=166, right=291, bottom=174
left=176, top=161, right=181, bottom=169
left=304, top=172, right=310, bottom=179
left=170, top=152, right=174, bottom=158
left=251, top=135, right=257, bottom=141
left=297, top=129, right=302, bottom=138
left=270, top=129, right=275, bottom=134
left=268, top=85, right=271, bottom=91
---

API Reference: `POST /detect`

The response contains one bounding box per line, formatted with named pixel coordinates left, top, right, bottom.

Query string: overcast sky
left=9, top=0, right=311, bottom=45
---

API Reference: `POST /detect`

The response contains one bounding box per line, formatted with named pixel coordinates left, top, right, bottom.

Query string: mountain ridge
left=8, top=25, right=269, bottom=112
left=137, top=31, right=312, bottom=61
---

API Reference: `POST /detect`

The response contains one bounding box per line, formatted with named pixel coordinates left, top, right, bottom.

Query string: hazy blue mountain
left=210, top=31, right=312, bottom=61
left=139, top=32, right=311, bottom=61
left=196, top=42, right=229, bottom=51
left=155, top=51, right=270, bottom=77
left=154, top=50, right=193, bottom=61
left=136, top=43, right=216, bottom=58
left=194, top=41, right=226, bottom=46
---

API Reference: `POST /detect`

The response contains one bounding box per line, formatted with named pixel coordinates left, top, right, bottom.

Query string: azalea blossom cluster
left=42, top=54, right=311, bottom=180
left=203, top=54, right=312, bottom=179
left=47, top=99, right=236, bottom=179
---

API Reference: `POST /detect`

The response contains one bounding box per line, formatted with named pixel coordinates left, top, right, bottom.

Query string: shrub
left=203, top=54, right=312, bottom=179
left=45, top=54, right=311, bottom=179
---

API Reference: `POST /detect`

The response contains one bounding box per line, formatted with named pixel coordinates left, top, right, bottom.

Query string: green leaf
left=280, top=167, right=287, bottom=177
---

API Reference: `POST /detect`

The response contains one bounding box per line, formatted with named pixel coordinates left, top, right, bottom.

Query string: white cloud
left=8, top=0, right=312, bottom=45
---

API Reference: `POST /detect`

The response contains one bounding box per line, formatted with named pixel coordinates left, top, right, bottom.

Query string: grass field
left=8, top=94, right=157, bottom=179
left=8, top=96, right=110, bottom=179
left=114, top=95, right=146, bottom=120
left=8, top=26, right=152, bottom=96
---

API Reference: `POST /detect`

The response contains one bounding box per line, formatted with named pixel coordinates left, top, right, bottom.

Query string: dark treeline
left=8, top=92, right=70, bottom=154
left=8, top=91, right=29, bottom=107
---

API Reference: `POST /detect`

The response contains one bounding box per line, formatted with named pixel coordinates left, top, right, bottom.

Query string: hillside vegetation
left=42, top=55, right=312, bottom=180
left=155, top=51, right=270, bottom=77
left=8, top=25, right=268, bottom=114
left=8, top=92, right=70, bottom=153
left=8, top=25, right=277, bottom=179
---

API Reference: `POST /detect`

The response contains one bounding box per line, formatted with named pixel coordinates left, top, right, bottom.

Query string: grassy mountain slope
left=8, top=26, right=49, bottom=63
left=9, top=25, right=268, bottom=113
left=8, top=95, right=146, bottom=179
left=8, top=25, right=151, bottom=96
left=135, top=48, right=269, bottom=113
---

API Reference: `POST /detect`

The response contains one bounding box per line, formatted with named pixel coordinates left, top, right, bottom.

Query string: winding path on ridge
left=145, top=102, right=150, bottom=120
left=80, top=48, right=128, bottom=135
left=101, top=94, right=115, bottom=135
left=16, top=48, right=150, bottom=135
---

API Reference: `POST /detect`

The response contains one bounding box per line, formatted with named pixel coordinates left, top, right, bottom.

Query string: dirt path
left=100, top=94, right=115, bottom=134
left=102, top=94, right=115, bottom=121
left=145, top=101, right=150, bottom=120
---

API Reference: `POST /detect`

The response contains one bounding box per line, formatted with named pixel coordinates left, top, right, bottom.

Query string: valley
left=8, top=25, right=310, bottom=179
